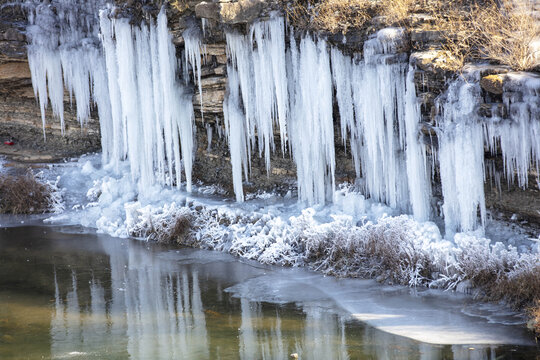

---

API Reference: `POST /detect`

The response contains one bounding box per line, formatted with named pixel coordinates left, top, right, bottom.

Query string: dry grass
left=0, top=172, right=52, bottom=214
left=284, top=0, right=376, bottom=33
left=420, top=0, right=540, bottom=71
left=472, top=0, right=540, bottom=71
left=531, top=301, right=540, bottom=338
left=381, top=0, right=416, bottom=25
left=285, top=0, right=540, bottom=71
left=312, top=0, right=374, bottom=34
left=483, top=265, right=540, bottom=309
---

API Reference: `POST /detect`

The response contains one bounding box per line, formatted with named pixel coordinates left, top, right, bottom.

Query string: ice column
left=183, top=25, right=205, bottom=119
left=437, top=78, right=486, bottom=235
left=404, top=66, right=431, bottom=221
left=224, top=65, right=250, bottom=202
left=224, top=17, right=290, bottom=200
left=288, top=35, right=335, bottom=205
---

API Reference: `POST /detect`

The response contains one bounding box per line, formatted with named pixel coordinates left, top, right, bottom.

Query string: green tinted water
left=0, top=226, right=537, bottom=359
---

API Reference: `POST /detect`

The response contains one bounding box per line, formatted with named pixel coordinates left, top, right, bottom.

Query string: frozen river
left=0, top=225, right=537, bottom=359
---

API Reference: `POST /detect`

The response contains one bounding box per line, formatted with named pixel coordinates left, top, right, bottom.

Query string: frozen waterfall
left=223, top=23, right=430, bottom=214
left=24, top=2, right=540, bottom=237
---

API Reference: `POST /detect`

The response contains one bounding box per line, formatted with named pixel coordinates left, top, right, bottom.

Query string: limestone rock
left=480, top=74, right=504, bottom=95
left=0, top=62, right=31, bottom=81
left=195, top=0, right=274, bottom=24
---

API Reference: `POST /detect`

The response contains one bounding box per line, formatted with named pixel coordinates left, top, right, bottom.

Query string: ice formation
left=24, top=0, right=540, bottom=237
left=183, top=25, right=205, bottom=119
left=436, top=77, right=487, bottom=235
left=26, top=2, right=195, bottom=194
left=484, top=74, right=540, bottom=189
left=436, top=70, right=540, bottom=235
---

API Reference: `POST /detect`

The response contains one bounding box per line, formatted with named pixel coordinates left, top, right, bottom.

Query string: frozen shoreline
left=1, top=153, right=529, bottom=345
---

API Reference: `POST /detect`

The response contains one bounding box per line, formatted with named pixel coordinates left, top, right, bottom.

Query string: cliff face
left=1, top=0, right=540, bottom=223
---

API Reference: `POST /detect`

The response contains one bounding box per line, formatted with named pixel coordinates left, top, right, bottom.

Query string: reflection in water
left=0, top=227, right=537, bottom=360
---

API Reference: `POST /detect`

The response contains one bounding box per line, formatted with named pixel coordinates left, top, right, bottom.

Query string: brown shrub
left=472, top=0, right=540, bottom=71
left=284, top=0, right=376, bottom=33
left=487, top=265, right=540, bottom=309
left=0, top=172, right=52, bottom=214
left=170, top=215, right=192, bottom=244
left=531, top=301, right=540, bottom=338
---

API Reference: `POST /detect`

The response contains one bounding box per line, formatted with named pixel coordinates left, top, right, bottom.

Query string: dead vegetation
left=0, top=172, right=53, bottom=214
left=284, top=0, right=540, bottom=71
left=472, top=0, right=540, bottom=71
left=531, top=301, right=540, bottom=339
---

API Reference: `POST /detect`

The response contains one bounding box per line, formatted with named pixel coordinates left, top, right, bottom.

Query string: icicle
left=100, top=11, right=125, bottom=169
left=288, top=35, right=335, bottom=205
left=183, top=26, right=205, bottom=120
left=223, top=65, right=249, bottom=202
left=330, top=47, right=354, bottom=146
left=437, top=78, right=486, bottom=236
left=404, top=66, right=431, bottom=221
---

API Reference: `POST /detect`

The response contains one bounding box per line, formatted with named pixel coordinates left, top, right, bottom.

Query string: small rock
left=480, top=74, right=504, bottom=95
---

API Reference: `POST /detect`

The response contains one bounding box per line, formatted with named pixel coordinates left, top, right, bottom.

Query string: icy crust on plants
left=112, top=184, right=540, bottom=302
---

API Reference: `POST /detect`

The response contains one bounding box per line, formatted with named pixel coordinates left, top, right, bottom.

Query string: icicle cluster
left=26, top=0, right=108, bottom=135
left=436, top=71, right=540, bottom=235
left=99, top=10, right=194, bottom=192
left=224, top=23, right=431, bottom=216
left=330, top=29, right=430, bottom=217
left=484, top=74, right=540, bottom=189
left=437, top=78, right=486, bottom=235
left=25, top=1, right=195, bottom=193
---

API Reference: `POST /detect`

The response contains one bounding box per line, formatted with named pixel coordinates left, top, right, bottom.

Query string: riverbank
left=10, top=154, right=531, bottom=341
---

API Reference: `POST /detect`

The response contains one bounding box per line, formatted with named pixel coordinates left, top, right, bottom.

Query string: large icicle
left=224, top=17, right=289, bottom=199
left=437, top=77, right=486, bottom=236
left=223, top=65, right=249, bottom=202
left=288, top=35, right=335, bottom=205
left=404, top=65, right=431, bottom=221
left=336, top=29, right=410, bottom=211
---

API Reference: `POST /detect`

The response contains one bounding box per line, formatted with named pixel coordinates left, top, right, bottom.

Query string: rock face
left=195, top=0, right=276, bottom=24
left=1, top=0, right=540, bottom=223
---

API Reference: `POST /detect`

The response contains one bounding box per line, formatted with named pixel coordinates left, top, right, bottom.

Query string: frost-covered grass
left=122, top=195, right=539, bottom=313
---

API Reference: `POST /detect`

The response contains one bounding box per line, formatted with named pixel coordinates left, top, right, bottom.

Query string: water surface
left=0, top=226, right=537, bottom=359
